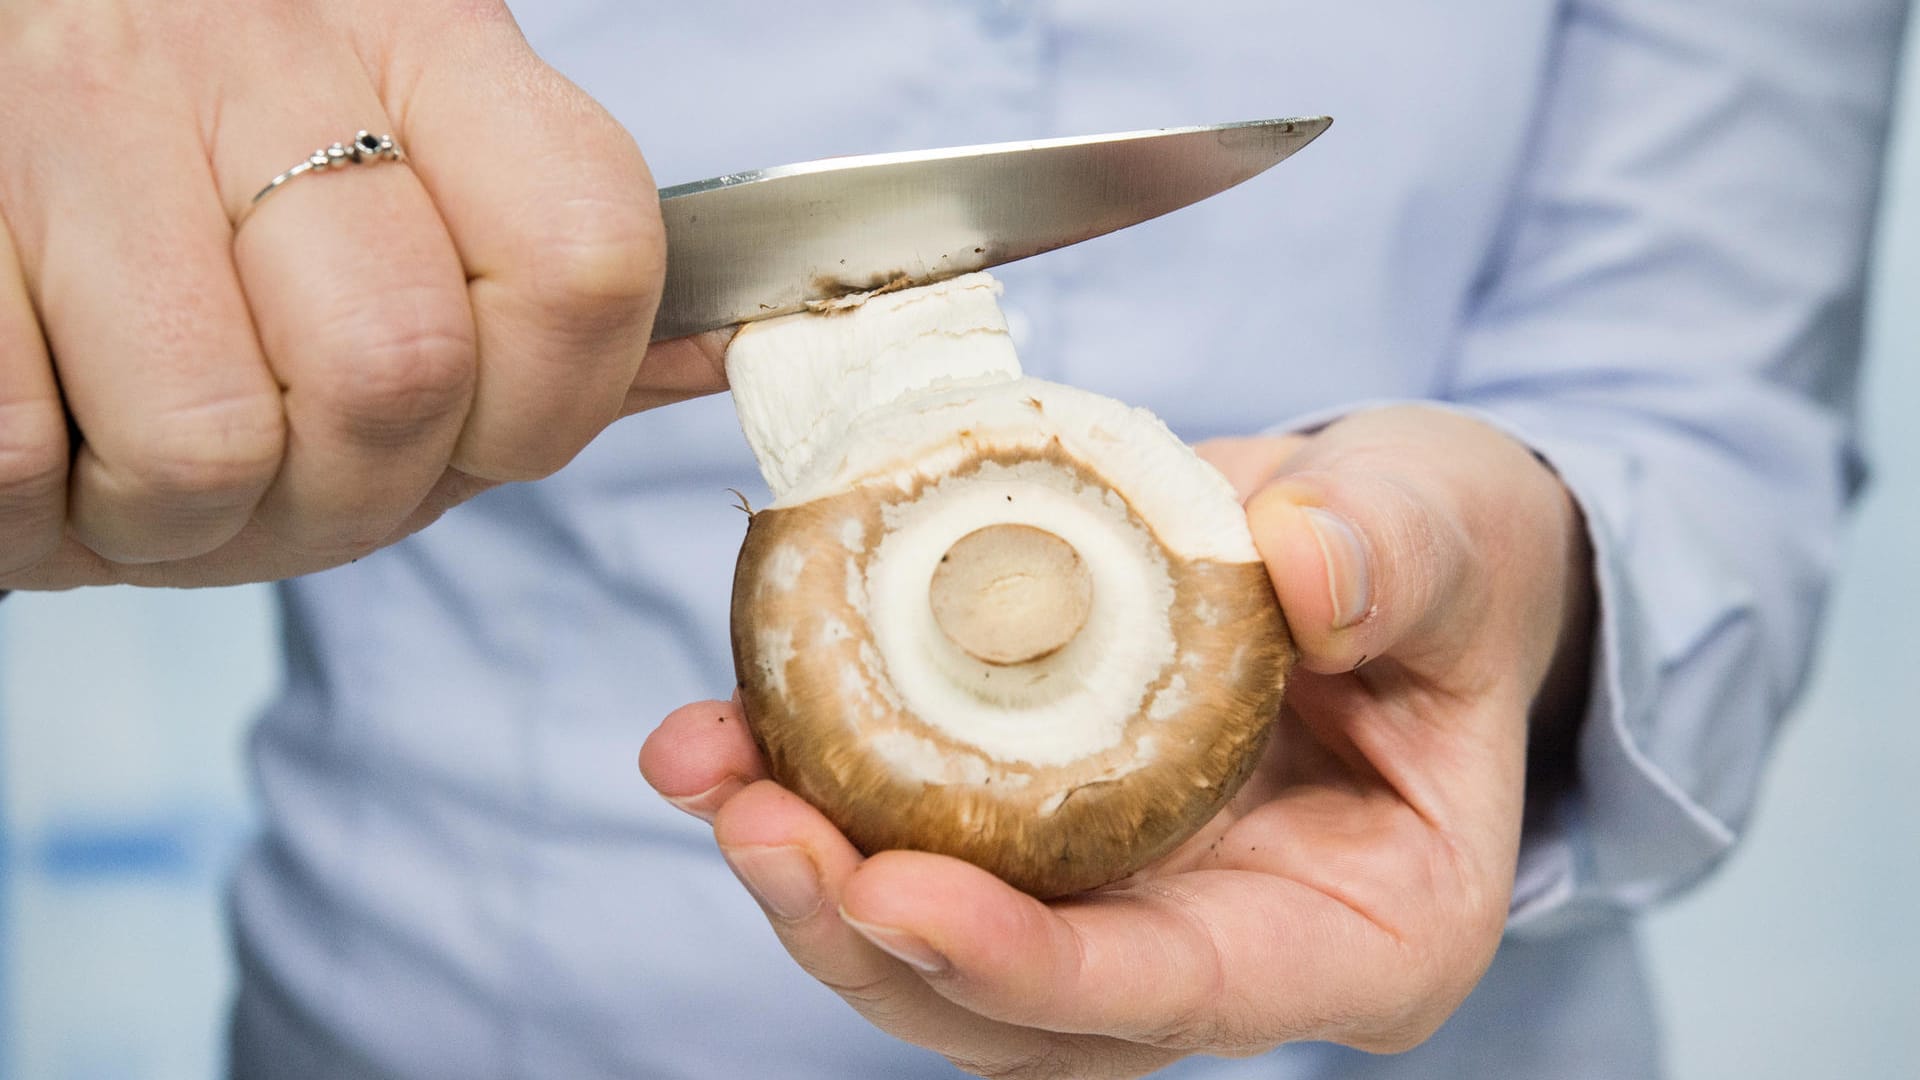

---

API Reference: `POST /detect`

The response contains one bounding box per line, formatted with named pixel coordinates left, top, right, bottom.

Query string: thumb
left=1243, top=409, right=1505, bottom=676
left=622, top=329, right=734, bottom=416
left=1247, top=476, right=1472, bottom=676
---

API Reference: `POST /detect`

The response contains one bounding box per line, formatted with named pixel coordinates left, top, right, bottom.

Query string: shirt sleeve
left=1437, top=0, right=1910, bottom=934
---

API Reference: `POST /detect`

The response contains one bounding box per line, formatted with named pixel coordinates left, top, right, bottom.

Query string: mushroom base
left=730, top=473, right=1293, bottom=899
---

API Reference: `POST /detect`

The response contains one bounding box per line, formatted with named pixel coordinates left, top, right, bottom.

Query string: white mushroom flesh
left=728, top=275, right=1021, bottom=498
left=863, top=458, right=1176, bottom=768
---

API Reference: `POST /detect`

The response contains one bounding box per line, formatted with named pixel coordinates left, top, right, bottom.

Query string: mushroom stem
left=929, top=524, right=1093, bottom=665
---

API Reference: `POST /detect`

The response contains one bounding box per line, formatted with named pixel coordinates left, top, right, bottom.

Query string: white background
left=3, top=51, right=1918, bottom=1080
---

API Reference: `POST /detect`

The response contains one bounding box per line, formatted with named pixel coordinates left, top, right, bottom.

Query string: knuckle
left=5, top=6, right=138, bottom=88
left=311, top=296, right=476, bottom=443
left=120, top=391, right=285, bottom=503
left=1124, top=887, right=1234, bottom=1053
left=519, top=194, right=666, bottom=329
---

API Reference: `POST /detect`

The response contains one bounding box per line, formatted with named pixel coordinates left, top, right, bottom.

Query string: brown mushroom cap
left=732, top=442, right=1292, bottom=898
left=726, top=273, right=1292, bottom=898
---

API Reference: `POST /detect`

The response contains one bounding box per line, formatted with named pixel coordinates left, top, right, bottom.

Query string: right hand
left=0, top=1, right=727, bottom=590
left=641, top=407, right=1594, bottom=1078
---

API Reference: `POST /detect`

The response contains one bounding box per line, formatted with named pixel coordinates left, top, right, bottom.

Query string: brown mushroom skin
left=730, top=449, right=1293, bottom=899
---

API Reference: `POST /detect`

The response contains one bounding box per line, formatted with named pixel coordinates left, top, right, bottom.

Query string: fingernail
left=841, top=911, right=949, bottom=974
left=722, top=845, right=823, bottom=921
left=1303, top=506, right=1371, bottom=630
left=664, top=777, right=745, bottom=824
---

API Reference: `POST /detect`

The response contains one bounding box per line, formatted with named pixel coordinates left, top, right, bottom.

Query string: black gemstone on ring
left=358, top=133, right=382, bottom=154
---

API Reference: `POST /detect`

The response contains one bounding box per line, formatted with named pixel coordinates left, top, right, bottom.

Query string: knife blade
left=649, top=116, right=1331, bottom=341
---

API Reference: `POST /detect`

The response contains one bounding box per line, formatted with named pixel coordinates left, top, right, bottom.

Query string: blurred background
left=4, top=44, right=1919, bottom=1080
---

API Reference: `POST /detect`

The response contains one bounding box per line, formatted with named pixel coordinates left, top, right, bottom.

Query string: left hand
left=641, top=405, right=1594, bottom=1078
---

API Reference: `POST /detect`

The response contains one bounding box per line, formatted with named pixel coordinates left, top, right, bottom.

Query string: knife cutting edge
left=649, top=116, right=1332, bottom=341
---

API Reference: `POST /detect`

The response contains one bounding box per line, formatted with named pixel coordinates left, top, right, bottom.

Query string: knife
left=649, top=116, right=1332, bottom=341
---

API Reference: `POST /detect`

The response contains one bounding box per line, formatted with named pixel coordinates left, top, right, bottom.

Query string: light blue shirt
left=229, top=2, right=1908, bottom=1077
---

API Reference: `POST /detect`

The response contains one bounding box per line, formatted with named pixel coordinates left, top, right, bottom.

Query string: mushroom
left=726, top=273, right=1292, bottom=898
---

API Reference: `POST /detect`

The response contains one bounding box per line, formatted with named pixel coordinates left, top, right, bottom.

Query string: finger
left=30, top=113, right=285, bottom=563
left=714, top=783, right=1165, bottom=1078
left=217, top=39, right=476, bottom=555
left=396, top=5, right=667, bottom=481
left=840, top=855, right=1425, bottom=1054
left=639, top=696, right=768, bottom=823
left=1195, top=434, right=1308, bottom=501
left=622, top=330, right=733, bottom=416
left=1241, top=408, right=1510, bottom=676
left=0, top=213, right=67, bottom=574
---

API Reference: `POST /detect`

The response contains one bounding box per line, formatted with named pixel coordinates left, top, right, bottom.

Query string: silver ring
left=237, top=131, right=407, bottom=227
